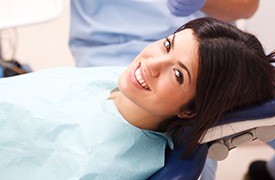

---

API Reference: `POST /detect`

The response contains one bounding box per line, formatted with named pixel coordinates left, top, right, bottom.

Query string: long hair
left=161, top=17, right=275, bottom=157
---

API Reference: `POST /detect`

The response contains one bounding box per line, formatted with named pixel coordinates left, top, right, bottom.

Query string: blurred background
left=0, top=0, right=274, bottom=179
left=1, top=0, right=275, bottom=71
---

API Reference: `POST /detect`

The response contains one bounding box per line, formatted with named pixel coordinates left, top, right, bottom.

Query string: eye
left=164, top=38, right=171, bottom=53
left=173, top=69, right=183, bottom=84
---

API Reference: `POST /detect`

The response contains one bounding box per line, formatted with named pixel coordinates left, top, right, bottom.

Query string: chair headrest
left=216, top=98, right=275, bottom=127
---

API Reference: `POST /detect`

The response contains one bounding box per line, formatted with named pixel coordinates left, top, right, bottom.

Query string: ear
left=177, top=110, right=196, bottom=119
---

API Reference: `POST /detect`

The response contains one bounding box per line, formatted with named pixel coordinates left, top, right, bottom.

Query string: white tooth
left=136, top=74, right=142, bottom=80
left=142, top=82, right=148, bottom=88
left=141, top=82, right=146, bottom=87
left=139, top=78, right=144, bottom=84
left=136, top=68, right=141, bottom=75
left=134, top=67, right=150, bottom=90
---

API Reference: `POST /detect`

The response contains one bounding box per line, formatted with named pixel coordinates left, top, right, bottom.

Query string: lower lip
left=130, top=63, right=146, bottom=90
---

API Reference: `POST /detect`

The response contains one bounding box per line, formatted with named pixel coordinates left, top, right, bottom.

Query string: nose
left=145, top=57, right=170, bottom=78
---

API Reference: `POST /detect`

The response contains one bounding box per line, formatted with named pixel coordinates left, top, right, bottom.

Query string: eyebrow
left=171, top=34, right=192, bottom=84
left=178, top=61, right=191, bottom=84
left=171, top=34, right=175, bottom=50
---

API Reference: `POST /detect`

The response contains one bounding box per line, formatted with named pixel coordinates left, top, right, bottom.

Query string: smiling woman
left=0, top=17, right=274, bottom=179
left=114, top=17, right=275, bottom=157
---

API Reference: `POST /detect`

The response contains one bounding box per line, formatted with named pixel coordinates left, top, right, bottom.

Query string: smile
left=135, top=67, right=150, bottom=91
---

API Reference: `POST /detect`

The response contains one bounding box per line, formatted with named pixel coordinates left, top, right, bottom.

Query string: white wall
left=15, top=0, right=74, bottom=71
left=9, top=0, right=275, bottom=71
left=242, top=0, right=275, bottom=53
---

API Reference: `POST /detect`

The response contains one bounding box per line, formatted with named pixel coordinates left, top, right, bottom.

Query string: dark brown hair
left=161, top=17, right=275, bottom=157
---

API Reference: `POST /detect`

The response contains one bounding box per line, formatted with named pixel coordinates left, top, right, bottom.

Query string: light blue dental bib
left=0, top=67, right=172, bottom=180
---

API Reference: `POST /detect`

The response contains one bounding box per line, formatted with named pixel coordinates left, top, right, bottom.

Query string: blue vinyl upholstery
left=149, top=144, right=209, bottom=180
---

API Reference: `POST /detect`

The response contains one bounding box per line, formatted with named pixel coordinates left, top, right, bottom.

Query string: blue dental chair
left=149, top=98, right=275, bottom=180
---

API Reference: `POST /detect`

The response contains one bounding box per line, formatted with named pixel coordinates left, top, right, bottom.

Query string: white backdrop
left=243, top=0, right=275, bottom=53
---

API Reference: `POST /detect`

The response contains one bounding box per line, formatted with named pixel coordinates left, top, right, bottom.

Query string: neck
left=109, top=90, right=163, bottom=131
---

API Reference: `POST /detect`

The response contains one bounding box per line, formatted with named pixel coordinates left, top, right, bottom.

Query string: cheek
left=157, top=79, right=182, bottom=101
left=156, top=80, right=194, bottom=110
left=154, top=84, right=186, bottom=113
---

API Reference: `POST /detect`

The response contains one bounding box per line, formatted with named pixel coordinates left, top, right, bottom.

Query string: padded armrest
left=148, top=144, right=208, bottom=180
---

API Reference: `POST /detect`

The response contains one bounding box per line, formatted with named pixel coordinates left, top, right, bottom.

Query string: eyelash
left=164, top=38, right=171, bottom=53
left=174, top=69, right=183, bottom=84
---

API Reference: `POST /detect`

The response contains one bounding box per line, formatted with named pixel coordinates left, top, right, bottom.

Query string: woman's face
left=118, top=29, right=199, bottom=119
